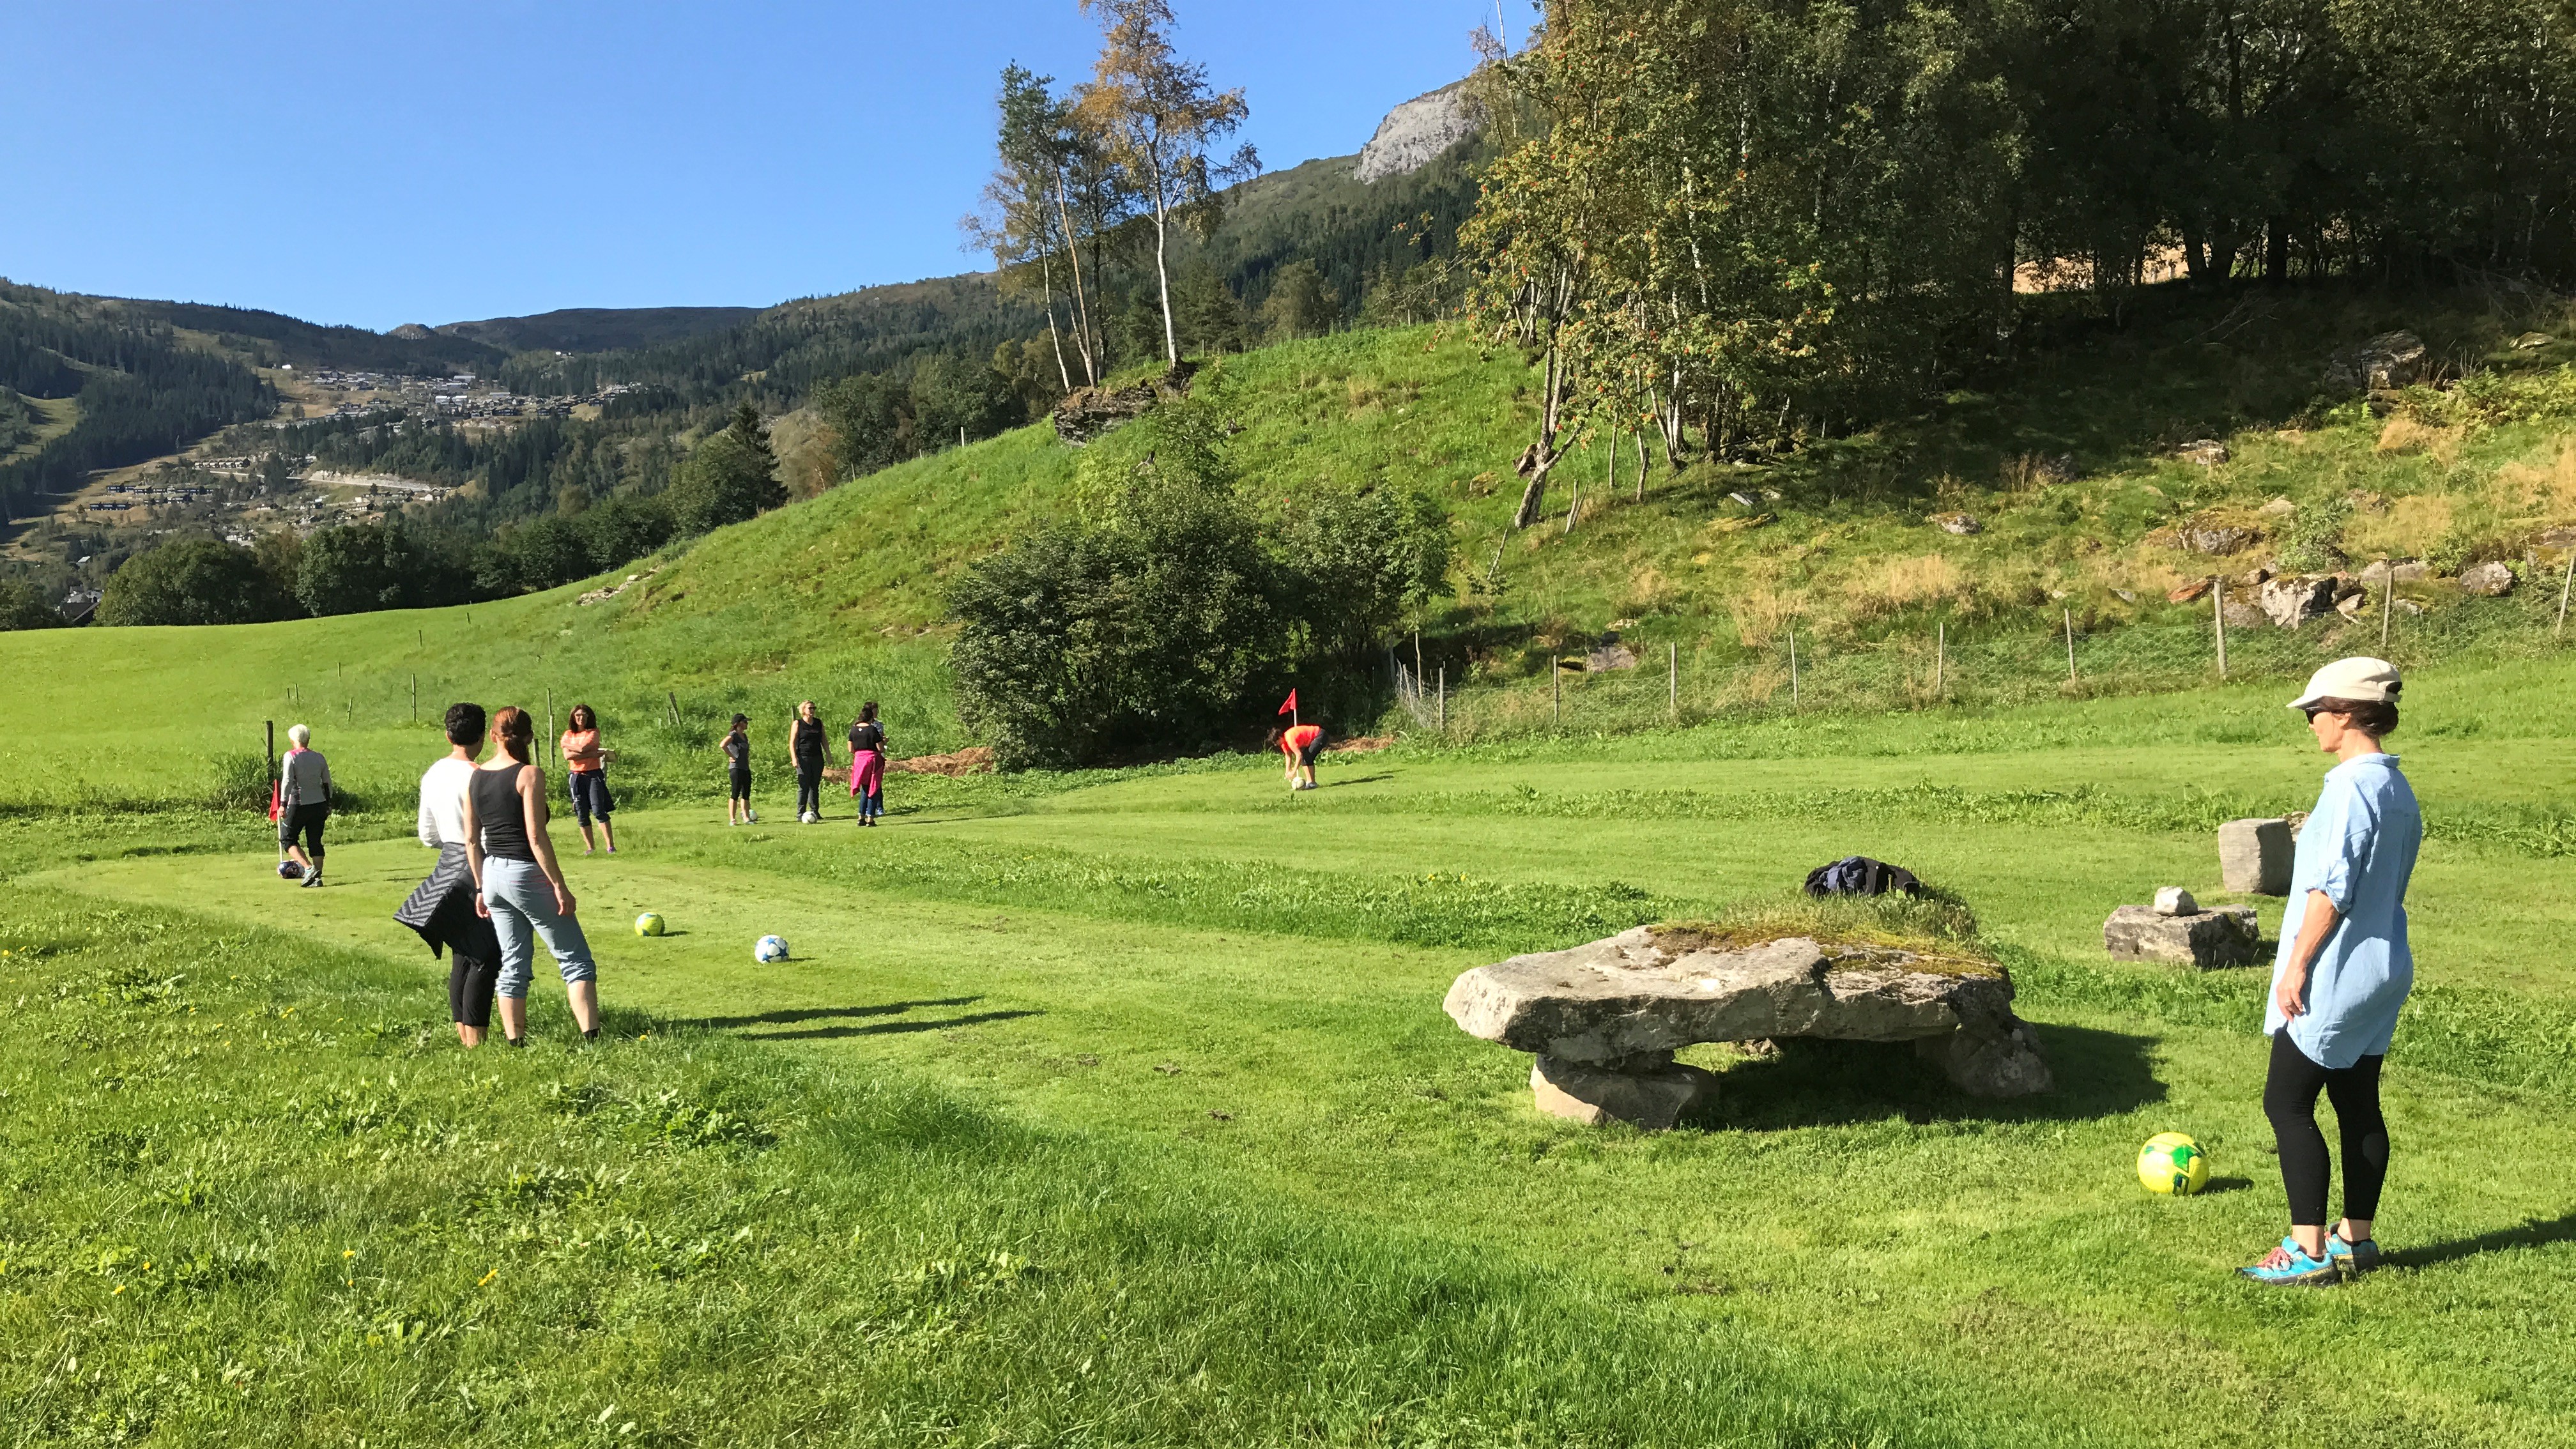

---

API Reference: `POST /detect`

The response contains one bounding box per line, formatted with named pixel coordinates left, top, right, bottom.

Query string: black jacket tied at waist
left=394, top=844, right=501, bottom=963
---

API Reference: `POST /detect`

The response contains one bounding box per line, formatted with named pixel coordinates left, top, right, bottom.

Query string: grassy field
left=8, top=291, right=2576, bottom=1444
left=8, top=644, right=2576, bottom=1445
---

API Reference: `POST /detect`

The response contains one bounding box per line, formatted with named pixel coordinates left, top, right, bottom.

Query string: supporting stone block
left=1529, top=1054, right=1717, bottom=1130
left=2103, top=904, right=2262, bottom=969
left=2219, top=818, right=2293, bottom=895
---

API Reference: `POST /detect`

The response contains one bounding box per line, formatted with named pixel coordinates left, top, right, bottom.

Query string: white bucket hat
left=2287, top=656, right=2402, bottom=711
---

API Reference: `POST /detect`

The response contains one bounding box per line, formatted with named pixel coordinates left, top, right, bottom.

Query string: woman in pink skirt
left=847, top=701, right=887, bottom=827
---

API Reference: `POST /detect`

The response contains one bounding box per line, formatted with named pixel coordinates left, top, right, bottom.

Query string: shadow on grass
left=743, top=1009, right=1041, bottom=1041
left=677, top=997, right=983, bottom=1031
left=2384, top=1211, right=2576, bottom=1271
left=1694, top=1022, right=2164, bottom=1130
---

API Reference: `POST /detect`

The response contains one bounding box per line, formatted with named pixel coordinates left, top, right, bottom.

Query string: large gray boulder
left=2260, top=574, right=2340, bottom=628
left=2327, top=332, right=2428, bottom=393
left=1443, top=928, right=2052, bottom=1126
left=2220, top=818, right=2292, bottom=894
left=2103, top=904, right=2261, bottom=969
left=2459, top=560, right=2517, bottom=597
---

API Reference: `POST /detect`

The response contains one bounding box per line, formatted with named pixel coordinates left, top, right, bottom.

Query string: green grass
left=10, top=651, right=2576, bottom=1444
left=10, top=289, right=2576, bottom=1444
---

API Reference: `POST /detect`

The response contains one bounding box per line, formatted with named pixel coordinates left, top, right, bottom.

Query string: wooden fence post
left=2382, top=564, right=2396, bottom=651
left=1789, top=629, right=1800, bottom=710
left=1436, top=666, right=1446, bottom=734
left=1552, top=659, right=1562, bottom=725
left=1668, top=641, right=1678, bottom=720
left=2064, top=608, right=2078, bottom=684
left=2558, top=552, right=2575, bottom=637
left=2214, top=583, right=2228, bottom=678
left=1935, top=622, right=1945, bottom=698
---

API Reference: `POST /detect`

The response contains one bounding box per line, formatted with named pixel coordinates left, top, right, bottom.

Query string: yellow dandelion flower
left=112, top=1285, right=124, bottom=1294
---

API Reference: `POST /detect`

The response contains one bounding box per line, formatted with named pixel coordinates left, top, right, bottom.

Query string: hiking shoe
left=300, top=873, right=323, bottom=889
left=2239, top=1236, right=2340, bottom=1286
left=2327, top=1227, right=2380, bottom=1278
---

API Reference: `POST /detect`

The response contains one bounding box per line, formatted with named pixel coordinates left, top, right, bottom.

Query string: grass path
left=32, top=728, right=2576, bottom=1445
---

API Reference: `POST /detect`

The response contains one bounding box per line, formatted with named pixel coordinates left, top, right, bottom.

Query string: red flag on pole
left=1277, top=689, right=1298, bottom=716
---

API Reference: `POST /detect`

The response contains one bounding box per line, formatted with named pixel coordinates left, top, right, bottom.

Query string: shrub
left=98, top=537, right=284, bottom=627
left=0, top=574, right=61, bottom=629
left=296, top=521, right=466, bottom=617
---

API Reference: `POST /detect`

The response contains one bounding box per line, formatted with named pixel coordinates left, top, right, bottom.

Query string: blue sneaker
left=2327, top=1227, right=2380, bottom=1278
left=2239, top=1236, right=2340, bottom=1286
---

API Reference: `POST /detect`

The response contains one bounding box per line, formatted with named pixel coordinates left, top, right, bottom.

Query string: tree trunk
left=1054, top=172, right=1100, bottom=387
left=2264, top=217, right=2288, bottom=284
left=1039, top=250, right=1075, bottom=394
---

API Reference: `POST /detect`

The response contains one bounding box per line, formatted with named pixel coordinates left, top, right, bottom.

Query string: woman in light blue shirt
left=2242, top=658, right=2420, bottom=1287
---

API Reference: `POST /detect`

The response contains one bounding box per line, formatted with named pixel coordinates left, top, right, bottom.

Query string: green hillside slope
left=5, top=288, right=2573, bottom=813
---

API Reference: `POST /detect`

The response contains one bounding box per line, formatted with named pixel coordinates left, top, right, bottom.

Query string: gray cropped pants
left=482, top=856, right=597, bottom=999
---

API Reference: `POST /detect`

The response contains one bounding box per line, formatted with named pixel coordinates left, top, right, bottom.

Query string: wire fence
left=1393, top=585, right=2576, bottom=745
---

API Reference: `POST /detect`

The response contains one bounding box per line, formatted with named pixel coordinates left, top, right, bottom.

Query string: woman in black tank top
left=463, top=705, right=600, bottom=1045
left=470, top=767, right=535, bottom=861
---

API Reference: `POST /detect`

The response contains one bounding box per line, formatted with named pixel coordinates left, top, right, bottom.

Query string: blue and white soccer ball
left=755, top=934, right=790, bottom=963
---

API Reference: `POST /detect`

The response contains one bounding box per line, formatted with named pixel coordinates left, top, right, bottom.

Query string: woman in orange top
left=558, top=703, right=617, bottom=855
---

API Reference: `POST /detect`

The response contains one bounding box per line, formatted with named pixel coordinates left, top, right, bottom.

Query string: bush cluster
left=949, top=384, right=1448, bottom=769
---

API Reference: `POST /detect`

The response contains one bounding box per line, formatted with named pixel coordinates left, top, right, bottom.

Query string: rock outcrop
left=1354, top=79, right=1482, bottom=183
left=1443, top=928, right=2052, bottom=1127
left=1051, top=362, right=1197, bottom=445
left=2327, top=332, right=2428, bottom=394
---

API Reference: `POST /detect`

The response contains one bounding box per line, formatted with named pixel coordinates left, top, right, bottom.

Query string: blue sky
left=1, top=1, right=1504, bottom=330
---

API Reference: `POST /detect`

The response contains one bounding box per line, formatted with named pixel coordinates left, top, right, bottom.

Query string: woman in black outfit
left=790, top=700, right=829, bottom=823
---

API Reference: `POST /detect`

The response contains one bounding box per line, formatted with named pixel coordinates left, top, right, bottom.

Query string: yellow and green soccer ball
left=634, top=912, right=666, bottom=937
left=2136, top=1131, right=2209, bottom=1195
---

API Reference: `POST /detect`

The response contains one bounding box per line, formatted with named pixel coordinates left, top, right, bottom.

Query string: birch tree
left=1074, top=0, right=1260, bottom=370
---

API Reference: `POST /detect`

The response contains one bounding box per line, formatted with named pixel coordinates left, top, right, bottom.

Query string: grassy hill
left=7, top=282, right=2576, bottom=812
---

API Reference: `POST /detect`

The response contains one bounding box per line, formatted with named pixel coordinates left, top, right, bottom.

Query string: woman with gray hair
left=2241, top=657, right=2420, bottom=1286
left=277, top=723, right=332, bottom=888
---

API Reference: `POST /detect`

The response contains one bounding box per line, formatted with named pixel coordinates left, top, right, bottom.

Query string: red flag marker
left=1277, top=689, right=1298, bottom=722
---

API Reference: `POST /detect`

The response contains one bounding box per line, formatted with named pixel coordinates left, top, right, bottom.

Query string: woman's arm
left=2274, top=889, right=2341, bottom=1020
left=521, top=765, right=576, bottom=916
left=461, top=776, right=491, bottom=918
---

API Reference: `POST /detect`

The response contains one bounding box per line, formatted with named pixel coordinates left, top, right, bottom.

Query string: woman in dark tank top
left=471, top=767, right=534, bottom=861
left=462, top=705, right=600, bottom=1045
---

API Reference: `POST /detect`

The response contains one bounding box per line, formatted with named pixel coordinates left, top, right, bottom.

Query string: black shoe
left=300, top=873, right=323, bottom=888
left=581, top=1028, right=600, bottom=1043
left=503, top=1035, right=527, bottom=1048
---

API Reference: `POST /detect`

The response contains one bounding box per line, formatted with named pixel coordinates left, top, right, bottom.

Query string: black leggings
left=2264, top=1030, right=2389, bottom=1226
left=795, top=762, right=824, bottom=816
left=448, top=951, right=497, bottom=1029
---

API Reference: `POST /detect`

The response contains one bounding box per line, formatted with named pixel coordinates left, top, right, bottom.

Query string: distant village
left=279, top=367, right=647, bottom=425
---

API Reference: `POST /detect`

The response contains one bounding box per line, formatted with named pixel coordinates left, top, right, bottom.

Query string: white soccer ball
left=755, top=934, right=790, bottom=963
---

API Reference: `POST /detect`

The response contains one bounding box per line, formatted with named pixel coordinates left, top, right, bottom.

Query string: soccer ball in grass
left=755, top=935, right=790, bottom=963
left=634, top=913, right=666, bottom=937
left=2137, top=1131, right=2209, bottom=1195
left=275, top=860, right=304, bottom=880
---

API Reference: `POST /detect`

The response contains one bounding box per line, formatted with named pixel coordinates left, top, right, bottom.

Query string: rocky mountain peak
left=1353, top=78, right=1480, bottom=183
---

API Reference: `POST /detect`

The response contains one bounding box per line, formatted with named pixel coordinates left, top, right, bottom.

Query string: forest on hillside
left=14, top=0, right=2576, bottom=657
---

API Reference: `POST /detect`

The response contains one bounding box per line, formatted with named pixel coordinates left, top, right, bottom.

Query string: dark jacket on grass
left=394, top=844, right=501, bottom=964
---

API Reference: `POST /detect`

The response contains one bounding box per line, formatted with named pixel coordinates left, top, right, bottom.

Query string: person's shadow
left=2384, top=1211, right=2576, bottom=1271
